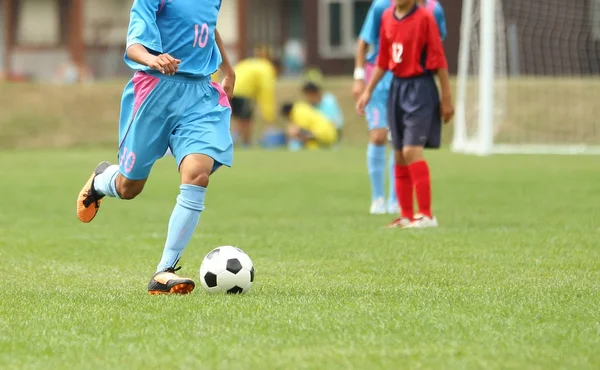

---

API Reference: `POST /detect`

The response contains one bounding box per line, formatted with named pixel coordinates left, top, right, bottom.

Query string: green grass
left=2, top=77, right=600, bottom=148
left=0, top=148, right=599, bottom=369
left=461, top=77, right=600, bottom=144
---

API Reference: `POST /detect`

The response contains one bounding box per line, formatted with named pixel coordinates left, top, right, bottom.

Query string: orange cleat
left=148, top=267, right=195, bottom=295
left=76, top=161, right=111, bottom=223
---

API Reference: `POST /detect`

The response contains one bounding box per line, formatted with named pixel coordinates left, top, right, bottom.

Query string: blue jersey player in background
left=353, top=0, right=446, bottom=215
left=419, top=0, right=447, bottom=39
left=76, top=0, right=235, bottom=295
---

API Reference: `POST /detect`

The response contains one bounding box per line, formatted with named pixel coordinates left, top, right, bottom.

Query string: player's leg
left=148, top=80, right=233, bottom=295
left=148, top=153, right=213, bottom=295
left=401, top=77, right=441, bottom=229
left=387, top=133, right=399, bottom=214
left=401, top=144, right=438, bottom=228
left=386, top=78, right=413, bottom=228
left=387, top=150, right=413, bottom=228
left=76, top=72, right=170, bottom=222
left=235, top=117, right=252, bottom=147
left=365, top=94, right=388, bottom=214
left=231, top=96, right=254, bottom=147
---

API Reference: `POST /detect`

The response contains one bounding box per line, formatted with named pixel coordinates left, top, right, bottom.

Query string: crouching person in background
left=281, top=102, right=338, bottom=151
left=302, top=81, right=344, bottom=143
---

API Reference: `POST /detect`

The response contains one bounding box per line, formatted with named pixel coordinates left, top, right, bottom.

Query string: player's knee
left=402, top=146, right=424, bottom=164
left=182, top=171, right=210, bottom=187
left=116, top=176, right=145, bottom=200
left=179, top=154, right=213, bottom=187
left=369, top=129, right=387, bottom=146
left=118, top=185, right=144, bottom=200
left=394, top=150, right=407, bottom=165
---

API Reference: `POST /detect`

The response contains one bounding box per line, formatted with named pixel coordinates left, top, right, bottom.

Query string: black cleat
left=148, top=266, right=195, bottom=295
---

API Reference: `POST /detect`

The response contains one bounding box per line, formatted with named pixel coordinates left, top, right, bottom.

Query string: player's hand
left=146, top=54, right=181, bottom=75
left=352, top=79, right=366, bottom=100
left=441, top=96, right=455, bottom=124
left=356, top=91, right=371, bottom=116
left=221, top=71, right=236, bottom=101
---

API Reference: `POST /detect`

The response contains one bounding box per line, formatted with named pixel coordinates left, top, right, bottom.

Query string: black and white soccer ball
left=199, top=246, right=254, bottom=294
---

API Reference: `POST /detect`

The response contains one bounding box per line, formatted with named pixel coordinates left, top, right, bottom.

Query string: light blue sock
left=366, top=143, right=386, bottom=201
left=288, top=139, right=303, bottom=152
left=156, top=184, right=206, bottom=272
left=387, top=150, right=398, bottom=206
left=93, top=165, right=121, bottom=198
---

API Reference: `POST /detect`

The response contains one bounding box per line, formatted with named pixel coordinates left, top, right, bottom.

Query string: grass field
left=1, top=148, right=599, bottom=369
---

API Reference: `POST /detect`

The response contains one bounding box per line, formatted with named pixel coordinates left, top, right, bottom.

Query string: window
left=593, top=0, right=600, bottom=40
left=352, top=0, right=372, bottom=38
left=286, top=0, right=304, bottom=39
left=319, top=0, right=371, bottom=58
left=328, top=2, right=343, bottom=48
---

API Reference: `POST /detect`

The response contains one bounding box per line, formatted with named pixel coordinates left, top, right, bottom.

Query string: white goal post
left=452, top=0, right=600, bottom=155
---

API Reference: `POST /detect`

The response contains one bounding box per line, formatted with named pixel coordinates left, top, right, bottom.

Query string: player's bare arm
left=215, top=29, right=235, bottom=100
left=126, top=44, right=181, bottom=75
left=436, top=68, right=454, bottom=123
left=353, top=39, right=369, bottom=100
left=356, top=66, right=386, bottom=116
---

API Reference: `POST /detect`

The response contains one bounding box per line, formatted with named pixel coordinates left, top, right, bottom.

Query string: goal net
left=453, top=0, right=600, bottom=155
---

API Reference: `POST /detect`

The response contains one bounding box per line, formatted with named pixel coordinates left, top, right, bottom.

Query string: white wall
left=82, top=0, right=238, bottom=47
left=218, top=0, right=239, bottom=45
left=11, top=49, right=70, bottom=80
left=14, top=0, right=239, bottom=47
left=17, top=0, right=60, bottom=45
left=84, top=0, right=131, bottom=46
left=10, top=0, right=240, bottom=81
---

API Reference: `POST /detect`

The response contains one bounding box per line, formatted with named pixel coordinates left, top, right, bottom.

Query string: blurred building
left=0, top=0, right=461, bottom=82
left=0, top=0, right=244, bottom=81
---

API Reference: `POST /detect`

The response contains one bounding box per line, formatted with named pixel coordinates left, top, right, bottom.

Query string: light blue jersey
left=424, top=0, right=447, bottom=41
left=117, top=0, right=233, bottom=180
left=358, top=0, right=393, bottom=131
left=125, top=0, right=223, bottom=77
left=315, top=92, right=344, bottom=129
left=358, top=0, right=392, bottom=65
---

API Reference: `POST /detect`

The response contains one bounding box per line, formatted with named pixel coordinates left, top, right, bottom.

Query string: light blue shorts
left=118, top=71, right=233, bottom=180
left=365, top=64, right=393, bottom=131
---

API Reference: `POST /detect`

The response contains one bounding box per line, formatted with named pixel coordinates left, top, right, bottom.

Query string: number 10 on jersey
left=193, top=23, right=209, bottom=48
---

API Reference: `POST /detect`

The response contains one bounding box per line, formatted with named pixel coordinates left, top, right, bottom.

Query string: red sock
left=409, top=160, right=432, bottom=218
left=394, top=164, right=414, bottom=220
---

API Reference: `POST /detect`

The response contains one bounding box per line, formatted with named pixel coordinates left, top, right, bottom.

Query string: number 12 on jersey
left=392, top=43, right=403, bottom=63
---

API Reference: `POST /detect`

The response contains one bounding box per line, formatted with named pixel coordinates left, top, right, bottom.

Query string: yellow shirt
left=290, top=102, right=337, bottom=146
left=233, top=58, right=277, bottom=122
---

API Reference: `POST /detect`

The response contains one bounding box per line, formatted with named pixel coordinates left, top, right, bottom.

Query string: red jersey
left=376, top=6, right=448, bottom=78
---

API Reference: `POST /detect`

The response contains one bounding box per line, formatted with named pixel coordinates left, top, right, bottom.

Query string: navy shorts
left=230, top=96, right=254, bottom=119
left=387, top=75, right=441, bottom=150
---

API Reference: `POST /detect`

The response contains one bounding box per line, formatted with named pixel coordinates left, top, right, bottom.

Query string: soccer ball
left=199, top=246, right=254, bottom=294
